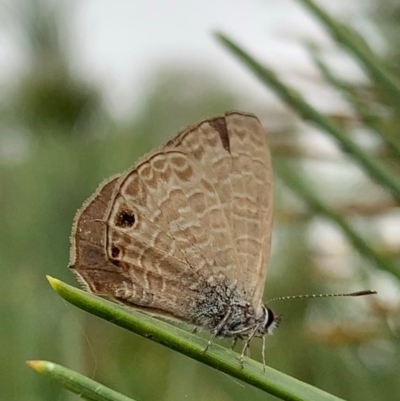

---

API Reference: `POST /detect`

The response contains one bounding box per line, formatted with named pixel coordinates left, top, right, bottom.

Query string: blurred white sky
left=1, top=0, right=373, bottom=119
left=68, top=0, right=311, bottom=117
left=69, top=0, right=366, bottom=118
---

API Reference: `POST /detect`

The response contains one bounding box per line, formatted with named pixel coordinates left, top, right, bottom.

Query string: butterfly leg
left=231, top=334, right=246, bottom=351
left=192, top=327, right=199, bottom=334
left=238, top=342, right=251, bottom=366
left=203, top=308, right=232, bottom=354
left=238, top=324, right=260, bottom=368
left=239, top=341, right=250, bottom=368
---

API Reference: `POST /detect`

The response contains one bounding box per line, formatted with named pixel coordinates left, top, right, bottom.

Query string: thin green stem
left=309, top=48, right=400, bottom=160
left=27, top=360, right=135, bottom=401
left=297, top=0, right=400, bottom=109
left=275, top=162, right=399, bottom=279
left=47, top=277, right=346, bottom=401
left=214, top=32, right=400, bottom=204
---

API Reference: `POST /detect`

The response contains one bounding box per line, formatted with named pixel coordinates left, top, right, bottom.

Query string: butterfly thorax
left=189, top=275, right=279, bottom=338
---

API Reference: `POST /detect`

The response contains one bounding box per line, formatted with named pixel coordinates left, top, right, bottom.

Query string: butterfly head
left=258, top=305, right=282, bottom=335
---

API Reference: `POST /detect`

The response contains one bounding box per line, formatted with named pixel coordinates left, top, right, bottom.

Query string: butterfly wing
left=70, top=176, right=197, bottom=320
left=69, top=176, right=130, bottom=293
left=71, top=111, right=273, bottom=321
left=105, top=152, right=240, bottom=319
left=225, top=112, right=273, bottom=315
left=169, top=111, right=273, bottom=314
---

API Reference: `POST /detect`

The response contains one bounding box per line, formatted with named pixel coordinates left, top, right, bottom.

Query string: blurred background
left=1, top=0, right=399, bottom=400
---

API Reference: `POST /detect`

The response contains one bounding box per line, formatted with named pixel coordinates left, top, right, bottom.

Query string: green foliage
left=27, top=360, right=136, bottom=401
left=34, top=277, right=346, bottom=401
left=2, top=1, right=400, bottom=401
left=215, top=2, right=400, bottom=397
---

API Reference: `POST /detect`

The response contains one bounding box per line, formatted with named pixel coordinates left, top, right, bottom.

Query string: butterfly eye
left=115, top=210, right=136, bottom=228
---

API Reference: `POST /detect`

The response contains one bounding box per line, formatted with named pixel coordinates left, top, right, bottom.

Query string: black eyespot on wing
left=115, top=210, right=136, bottom=228
left=111, top=246, right=120, bottom=258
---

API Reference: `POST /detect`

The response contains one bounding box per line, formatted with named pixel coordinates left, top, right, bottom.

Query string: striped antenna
left=266, top=290, right=377, bottom=305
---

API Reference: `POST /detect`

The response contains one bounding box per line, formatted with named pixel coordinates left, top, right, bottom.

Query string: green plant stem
left=27, top=360, right=135, bottom=401
left=47, top=277, right=346, bottom=401
left=275, top=162, right=399, bottom=279
left=309, top=49, right=400, bottom=160
left=297, top=0, right=400, bottom=109
left=214, top=32, right=400, bottom=204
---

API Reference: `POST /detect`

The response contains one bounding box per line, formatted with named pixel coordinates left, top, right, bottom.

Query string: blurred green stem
left=275, top=161, right=399, bottom=279
left=309, top=48, right=400, bottom=160
left=27, top=360, right=135, bottom=401
left=47, top=277, right=347, bottom=401
left=297, top=0, right=400, bottom=109
left=214, top=32, right=400, bottom=204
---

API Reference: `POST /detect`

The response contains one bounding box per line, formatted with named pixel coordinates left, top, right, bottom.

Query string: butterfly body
left=186, top=274, right=275, bottom=338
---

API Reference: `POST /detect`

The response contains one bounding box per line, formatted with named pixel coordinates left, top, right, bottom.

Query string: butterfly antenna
left=266, top=290, right=377, bottom=305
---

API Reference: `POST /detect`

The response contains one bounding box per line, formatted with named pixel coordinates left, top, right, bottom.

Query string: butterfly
left=70, top=110, right=376, bottom=369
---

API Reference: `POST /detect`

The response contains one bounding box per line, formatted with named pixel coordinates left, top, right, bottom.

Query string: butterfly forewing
left=168, top=112, right=273, bottom=312
left=225, top=113, right=273, bottom=313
